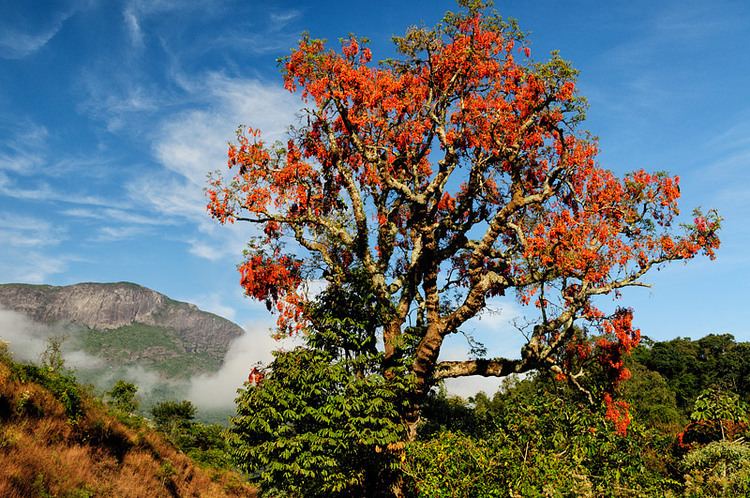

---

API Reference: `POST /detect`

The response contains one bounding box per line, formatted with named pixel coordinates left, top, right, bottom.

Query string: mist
left=0, top=306, right=102, bottom=369
left=186, top=320, right=300, bottom=411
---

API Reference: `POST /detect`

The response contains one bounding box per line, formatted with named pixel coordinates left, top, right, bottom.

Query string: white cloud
left=62, top=207, right=174, bottom=226
left=0, top=308, right=55, bottom=362
left=0, top=122, right=48, bottom=173
left=439, top=299, right=527, bottom=398
left=0, top=307, right=100, bottom=369
left=153, top=74, right=298, bottom=183
left=443, top=376, right=505, bottom=399
left=125, top=73, right=299, bottom=261
left=0, top=251, right=70, bottom=284
left=0, top=212, right=66, bottom=249
left=123, top=7, right=144, bottom=48
left=77, top=72, right=164, bottom=133
left=269, top=10, right=301, bottom=26
left=0, top=211, right=70, bottom=283
left=184, top=292, right=239, bottom=321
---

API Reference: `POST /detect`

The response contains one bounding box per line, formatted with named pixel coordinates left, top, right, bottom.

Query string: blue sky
left=1, top=0, right=749, bottom=377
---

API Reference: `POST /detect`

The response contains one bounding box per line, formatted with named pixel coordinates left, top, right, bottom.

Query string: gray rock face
left=0, top=282, right=244, bottom=357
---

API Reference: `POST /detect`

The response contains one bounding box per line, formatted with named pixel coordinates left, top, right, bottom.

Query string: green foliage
left=10, top=363, right=84, bottom=420
left=228, top=271, right=411, bottom=496
left=39, top=335, right=67, bottom=374
left=224, top=293, right=750, bottom=497
left=622, top=360, right=685, bottom=432
left=403, top=432, right=508, bottom=498
left=149, top=399, right=234, bottom=469
left=74, top=324, right=222, bottom=378
left=146, top=400, right=234, bottom=470
left=691, top=388, right=748, bottom=425
left=106, top=380, right=139, bottom=414
left=681, top=440, right=750, bottom=497
left=229, top=345, right=406, bottom=497
left=181, top=422, right=234, bottom=469
left=406, top=375, right=679, bottom=497
left=151, top=399, right=197, bottom=431
left=683, top=387, right=749, bottom=444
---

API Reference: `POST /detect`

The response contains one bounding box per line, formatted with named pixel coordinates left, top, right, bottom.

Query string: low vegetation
left=0, top=342, right=254, bottom=497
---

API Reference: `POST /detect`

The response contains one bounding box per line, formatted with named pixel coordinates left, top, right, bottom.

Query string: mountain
left=0, top=282, right=244, bottom=380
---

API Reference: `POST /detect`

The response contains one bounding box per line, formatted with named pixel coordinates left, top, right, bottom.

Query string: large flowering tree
left=208, top=2, right=720, bottom=438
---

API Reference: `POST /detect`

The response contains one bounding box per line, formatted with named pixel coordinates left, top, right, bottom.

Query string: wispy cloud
left=183, top=291, right=239, bottom=321
left=0, top=250, right=71, bottom=284
left=0, top=123, right=48, bottom=174
left=603, top=3, right=736, bottom=67
left=93, top=225, right=149, bottom=242
left=77, top=73, right=164, bottom=133
left=0, top=172, right=120, bottom=207
left=0, top=212, right=70, bottom=284
left=123, top=7, right=144, bottom=48
left=120, top=73, right=300, bottom=261
left=0, top=213, right=65, bottom=248
left=0, top=9, right=75, bottom=59
left=62, top=207, right=174, bottom=226
left=269, top=10, right=301, bottom=27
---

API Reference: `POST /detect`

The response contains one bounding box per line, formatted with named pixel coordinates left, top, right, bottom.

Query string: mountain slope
left=0, top=347, right=255, bottom=497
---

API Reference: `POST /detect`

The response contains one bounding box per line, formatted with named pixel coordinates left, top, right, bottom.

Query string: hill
left=0, top=345, right=255, bottom=497
left=0, top=282, right=243, bottom=379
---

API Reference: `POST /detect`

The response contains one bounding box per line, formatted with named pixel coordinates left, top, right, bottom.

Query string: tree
left=106, top=380, right=139, bottom=414
left=228, top=272, right=406, bottom=496
left=151, top=400, right=197, bottom=433
left=403, top=376, right=678, bottom=496
left=634, top=334, right=750, bottom=410
left=690, top=388, right=748, bottom=442
left=39, top=335, right=67, bottom=374
left=207, top=0, right=720, bottom=438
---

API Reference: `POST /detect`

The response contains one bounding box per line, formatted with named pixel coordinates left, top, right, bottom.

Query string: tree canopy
left=207, top=1, right=720, bottom=436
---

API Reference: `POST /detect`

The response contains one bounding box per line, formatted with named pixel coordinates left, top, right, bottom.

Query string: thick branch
left=433, top=357, right=536, bottom=380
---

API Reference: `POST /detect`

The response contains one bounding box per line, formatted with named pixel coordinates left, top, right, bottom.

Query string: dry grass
left=0, top=360, right=256, bottom=497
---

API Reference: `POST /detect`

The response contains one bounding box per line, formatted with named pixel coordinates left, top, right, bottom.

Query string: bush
left=106, top=380, right=139, bottom=414
left=10, top=363, right=83, bottom=420
left=681, top=440, right=750, bottom=496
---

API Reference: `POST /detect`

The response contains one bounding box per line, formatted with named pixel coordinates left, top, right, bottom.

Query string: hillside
left=0, top=345, right=255, bottom=497
left=0, top=282, right=243, bottom=379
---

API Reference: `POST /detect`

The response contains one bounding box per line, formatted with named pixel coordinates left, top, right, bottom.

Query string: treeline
left=632, top=334, right=750, bottom=410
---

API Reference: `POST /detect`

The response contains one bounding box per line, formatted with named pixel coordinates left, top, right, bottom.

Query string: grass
left=0, top=345, right=256, bottom=497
